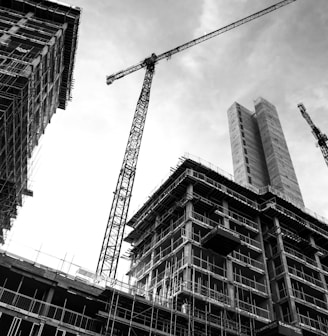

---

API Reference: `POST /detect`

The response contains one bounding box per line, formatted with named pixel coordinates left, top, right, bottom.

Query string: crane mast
left=97, top=0, right=297, bottom=280
left=96, top=62, right=155, bottom=278
left=297, top=103, right=328, bottom=167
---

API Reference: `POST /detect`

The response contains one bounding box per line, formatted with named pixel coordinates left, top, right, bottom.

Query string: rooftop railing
left=130, top=154, right=328, bottom=239
left=188, top=170, right=259, bottom=210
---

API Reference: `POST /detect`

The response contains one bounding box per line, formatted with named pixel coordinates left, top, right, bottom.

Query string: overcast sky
left=4, top=0, right=328, bottom=279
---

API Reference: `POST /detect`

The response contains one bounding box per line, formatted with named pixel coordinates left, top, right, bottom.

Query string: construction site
left=2, top=155, right=328, bottom=335
left=1, top=0, right=328, bottom=335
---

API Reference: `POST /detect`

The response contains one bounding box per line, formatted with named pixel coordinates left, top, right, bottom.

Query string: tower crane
left=297, top=103, right=328, bottom=167
left=96, top=0, right=297, bottom=280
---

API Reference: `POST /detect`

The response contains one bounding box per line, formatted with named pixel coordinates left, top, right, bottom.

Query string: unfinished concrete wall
left=227, top=98, right=304, bottom=207
left=228, top=102, right=270, bottom=189
left=254, top=97, right=304, bottom=206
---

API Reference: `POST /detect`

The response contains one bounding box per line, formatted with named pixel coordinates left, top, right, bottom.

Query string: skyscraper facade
left=0, top=0, right=81, bottom=242
left=227, top=97, right=304, bottom=207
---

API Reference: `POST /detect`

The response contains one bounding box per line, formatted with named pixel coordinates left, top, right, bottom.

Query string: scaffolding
left=122, top=158, right=275, bottom=336
left=123, top=157, right=328, bottom=336
left=0, top=266, right=253, bottom=336
left=2, top=157, right=328, bottom=335
left=99, top=283, right=254, bottom=336
left=0, top=1, right=81, bottom=242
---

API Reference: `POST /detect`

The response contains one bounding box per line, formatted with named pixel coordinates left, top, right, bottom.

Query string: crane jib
left=105, top=0, right=297, bottom=85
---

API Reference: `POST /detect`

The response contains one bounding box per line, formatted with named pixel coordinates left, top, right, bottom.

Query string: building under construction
left=0, top=0, right=80, bottom=243
left=1, top=1, right=328, bottom=335
left=1, top=155, right=328, bottom=335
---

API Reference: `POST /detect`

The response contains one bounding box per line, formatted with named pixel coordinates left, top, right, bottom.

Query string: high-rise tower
left=0, top=0, right=81, bottom=242
left=227, top=97, right=304, bottom=207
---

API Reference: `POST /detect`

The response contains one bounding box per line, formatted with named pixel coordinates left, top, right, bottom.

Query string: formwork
left=0, top=0, right=80, bottom=242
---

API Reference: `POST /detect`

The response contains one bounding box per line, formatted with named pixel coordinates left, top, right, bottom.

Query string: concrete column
left=257, top=216, right=274, bottom=320
left=222, top=200, right=230, bottom=229
left=152, top=215, right=160, bottom=243
left=226, top=260, right=235, bottom=308
left=184, top=184, right=194, bottom=243
left=148, top=250, right=155, bottom=287
left=145, top=249, right=156, bottom=300
left=41, top=287, right=55, bottom=317
left=183, top=184, right=195, bottom=297
left=144, top=215, right=160, bottom=294
left=222, top=200, right=235, bottom=306
left=274, top=217, right=298, bottom=323
left=184, top=243, right=192, bottom=265
left=186, top=183, right=193, bottom=200
left=184, top=220, right=192, bottom=241
left=314, top=253, right=328, bottom=305
left=185, top=184, right=194, bottom=220
left=311, top=236, right=328, bottom=305
left=45, top=287, right=54, bottom=304
left=183, top=264, right=192, bottom=291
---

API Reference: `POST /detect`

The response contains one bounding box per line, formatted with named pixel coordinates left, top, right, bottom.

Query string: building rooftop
left=126, top=154, right=328, bottom=246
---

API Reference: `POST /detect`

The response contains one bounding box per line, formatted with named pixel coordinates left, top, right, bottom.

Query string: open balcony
left=202, top=225, right=241, bottom=256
